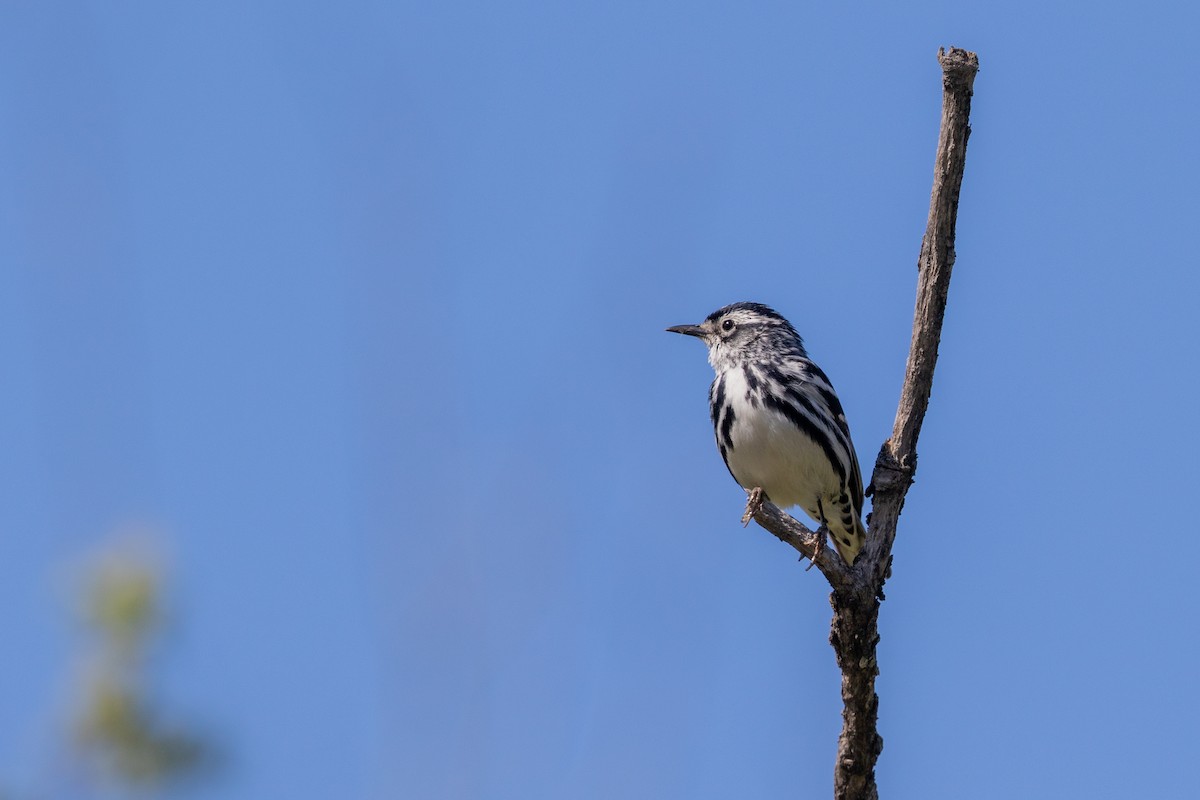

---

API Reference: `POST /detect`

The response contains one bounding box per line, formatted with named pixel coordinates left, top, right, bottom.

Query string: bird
left=667, top=302, right=866, bottom=565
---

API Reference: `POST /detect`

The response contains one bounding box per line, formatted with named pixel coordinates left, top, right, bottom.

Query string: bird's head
left=666, top=302, right=807, bottom=372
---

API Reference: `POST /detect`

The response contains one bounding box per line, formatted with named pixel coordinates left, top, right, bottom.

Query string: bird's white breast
left=719, top=368, right=841, bottom=512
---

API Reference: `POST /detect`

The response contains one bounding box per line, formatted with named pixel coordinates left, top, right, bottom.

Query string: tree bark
left=748, top=47, right=978, bottom=800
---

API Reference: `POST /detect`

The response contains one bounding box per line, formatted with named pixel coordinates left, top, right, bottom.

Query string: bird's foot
left=741, top=487, right=765, bottom=527
left=804, top=524, right=828, bottom=571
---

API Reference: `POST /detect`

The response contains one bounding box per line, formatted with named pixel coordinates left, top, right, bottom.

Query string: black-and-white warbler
left=667, top=302, right=866, bottom=565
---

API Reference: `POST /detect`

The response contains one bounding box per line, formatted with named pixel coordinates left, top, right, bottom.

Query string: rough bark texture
left=748, top=47, right=978, bottom=800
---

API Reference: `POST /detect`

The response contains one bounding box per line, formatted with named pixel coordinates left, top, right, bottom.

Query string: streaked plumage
left=667, top=302, right=866, bottom=565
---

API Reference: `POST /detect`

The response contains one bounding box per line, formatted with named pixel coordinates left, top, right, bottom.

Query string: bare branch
left=862, top=45, right=977, bottom=577
left=832, top=46, right=977, bottom=800
left=739, top=46, right=977, bottom=800
left=888, top=46, right=978, bottom=469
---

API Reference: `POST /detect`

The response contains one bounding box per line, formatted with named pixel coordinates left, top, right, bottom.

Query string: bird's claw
left=804, top=524, right=828, bottom=571
left=741, top=487, right=764, bottom=527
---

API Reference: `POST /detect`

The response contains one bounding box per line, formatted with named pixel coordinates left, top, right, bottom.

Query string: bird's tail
left=829, top=515, right=865, bottom=566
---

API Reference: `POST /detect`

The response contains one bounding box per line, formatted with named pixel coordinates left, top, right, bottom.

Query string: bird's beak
left=666, top=323, right=706, bottom=338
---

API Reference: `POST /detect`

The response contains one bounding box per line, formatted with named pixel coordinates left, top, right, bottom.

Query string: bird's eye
left=721, top=319, right=735, bottom=332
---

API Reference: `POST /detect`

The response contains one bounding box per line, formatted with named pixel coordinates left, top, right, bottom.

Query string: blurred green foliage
left=72, top=542, right=215, bottom=793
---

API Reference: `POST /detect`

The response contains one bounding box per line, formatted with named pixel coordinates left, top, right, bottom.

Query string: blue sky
left=2, top=1, right=1198, bottom=798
